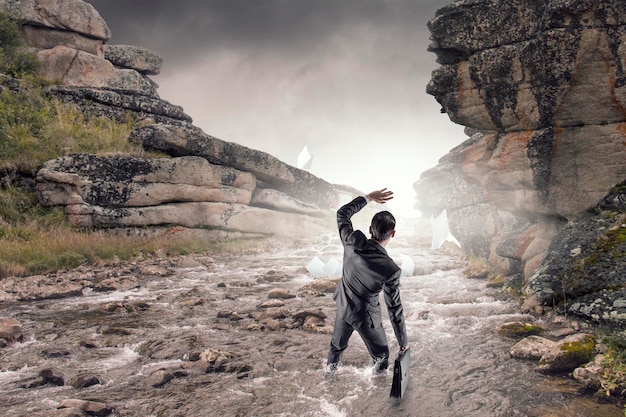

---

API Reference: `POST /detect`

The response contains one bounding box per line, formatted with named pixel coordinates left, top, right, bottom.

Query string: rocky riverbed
left=0, top=226, right=624, bottom=417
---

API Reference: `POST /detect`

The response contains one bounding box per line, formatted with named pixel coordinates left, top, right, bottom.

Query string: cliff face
left=417, top=0, right=626, bottom=321
left=0, top=0, right=344, bottom=238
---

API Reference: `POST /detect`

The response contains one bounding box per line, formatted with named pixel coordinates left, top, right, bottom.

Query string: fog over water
left=86, top=0, right=466, bottom=217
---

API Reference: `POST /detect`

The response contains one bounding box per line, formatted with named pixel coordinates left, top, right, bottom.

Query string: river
left=0, top=220, right=623, bottom=417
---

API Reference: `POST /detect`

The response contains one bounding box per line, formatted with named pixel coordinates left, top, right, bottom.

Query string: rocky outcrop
left=416, top=0, right=626, bottom=319
left=0, top=0, right=343, bottom=237
left=0, top=0, right=190, bottom=125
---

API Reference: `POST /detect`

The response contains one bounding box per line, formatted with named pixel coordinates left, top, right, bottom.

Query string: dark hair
left=370, top=211, right=395, bottom=241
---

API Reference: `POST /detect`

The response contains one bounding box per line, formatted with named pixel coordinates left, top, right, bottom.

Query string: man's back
left=327, top=189, right=408, bottom=371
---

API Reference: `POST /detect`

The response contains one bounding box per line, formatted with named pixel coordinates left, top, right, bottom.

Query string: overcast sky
left=86, top=0, right=465, bottom=217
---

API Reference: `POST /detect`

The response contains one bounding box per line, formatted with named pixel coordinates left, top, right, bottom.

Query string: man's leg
left=327, top=315, right=354, bottom=371
left=356, top=323, right=389, bottom=371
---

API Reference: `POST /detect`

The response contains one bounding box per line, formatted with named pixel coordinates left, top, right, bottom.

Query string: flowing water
left=0, top=222, right=623, bottom=417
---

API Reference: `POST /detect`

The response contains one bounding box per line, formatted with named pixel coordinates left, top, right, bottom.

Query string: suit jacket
left=333, top=196, right=408, bottom=347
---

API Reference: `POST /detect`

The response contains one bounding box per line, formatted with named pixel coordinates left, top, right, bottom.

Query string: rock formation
left=417, top=0, right=626, bottom=321
left=0, top=0, right=344, bottom=237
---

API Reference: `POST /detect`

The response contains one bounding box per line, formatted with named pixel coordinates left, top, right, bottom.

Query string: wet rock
left=101, top=327, right=133, bottom=336
left=510, top=336, right=556, bottom=360
left=79, top=340, right=101, bottom=349
left=148, top=369, right=175, bottom=388
left=57, top=399, right=112, bottom=417
left=44, top=349, right=71, bottom=358
left=254, top=307, right=289, bottom=321
left=137, top=265, right=172, bottom=276
left=40, top=368, right=65, bottom=386
left=496, top=322, right=545, bottom=338
left=0, top=318, right=24, bottom=344
left=199, top=348, right=235, bottom=364
left=293, top=309, right=327, bottom=322
left=99, top=302, right=124, bottom=313
left=302, top=316, right=332, bottom=334
left=93, top=275, right=138, bottom=292
left=268, top=288, right=296, bottom=299
left=572, top=354, right=604, bottom=391
left=138, top=339, right=189, bottom=361
left=69, top=374, right=103, bottom=389
left=56, top=407, right=87, bottom=417
left=176, top=257, right=204, bottom=269
left=537, top=333, right=596, bottom=374
left=298, top=277, right=339, bottom=296
left=180, top=297, right=205, bottom=308
left=198, top=348, right=244, bottom=372
left=257, top=270, right=291, bottom=283
left=257, top=299, right=285, bottom=308
left=217, top=310, right=243, bottom=321
left=264, top=318, right=285, bottom=332
left=6, top=275, right=85, bottom=301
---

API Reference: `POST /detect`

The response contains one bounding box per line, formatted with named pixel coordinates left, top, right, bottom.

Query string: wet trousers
left=327, top=312, right=389, bottom=370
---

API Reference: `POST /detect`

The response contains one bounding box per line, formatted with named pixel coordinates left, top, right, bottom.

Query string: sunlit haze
left=87, top=0, right=466, bottom=218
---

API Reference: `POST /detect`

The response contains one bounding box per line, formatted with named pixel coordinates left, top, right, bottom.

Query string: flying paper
left=306, top=256, right=326, bottom=278
left=430, top=209, right=461, bottom=250
left=399, top=254, right=414, bottom=277
left=306, top=256, right=342, bottom=278
left=297, top=145, right=313, bottom=170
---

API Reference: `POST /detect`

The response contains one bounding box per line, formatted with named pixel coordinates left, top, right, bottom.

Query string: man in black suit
left=327, top=188, right=409, bottom=373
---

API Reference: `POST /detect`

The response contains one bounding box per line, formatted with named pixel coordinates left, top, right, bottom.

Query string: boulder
left=57, top=399, right=112, bottom=417
left=1, top=275, right=84, bottom=301
left=36, top=155, right=256, bottom=207
left=22, top=25, right=104, bottom=56
left=128, top=123, right=296, bottom=185
left=537, top=333, right=596, bottom=374
left=128, top=123, right=340, bottom=209
left=0, top=0, right=111, bottom=40
left=37, top=46, right=156, bottom=96
left=0, top=318, right=23, bottom=344
left=104, top=44, right=163, bottom=75
left=267, top=288, right=296, bottom=300
left=46, top=86, right=192, bottom=124
left=510, top=335, right=556, bottom=360
left=495, top=321, right=546, bottom=338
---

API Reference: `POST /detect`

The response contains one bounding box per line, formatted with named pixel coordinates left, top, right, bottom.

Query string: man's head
left=369, top=210, right=396, bottom=243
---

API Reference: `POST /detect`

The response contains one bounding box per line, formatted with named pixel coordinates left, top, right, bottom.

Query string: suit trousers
left=327, top=312, right=389, bottom=369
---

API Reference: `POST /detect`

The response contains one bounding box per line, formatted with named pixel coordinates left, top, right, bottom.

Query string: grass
left=0, top=181, right=265, bottom=278
left=0, top=81, right=264, bottom=278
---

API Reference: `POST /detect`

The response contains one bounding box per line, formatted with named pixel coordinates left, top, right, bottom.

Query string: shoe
left=372, top=356, right=388, bottom=373
left=326, top=363, right=339, bottom=375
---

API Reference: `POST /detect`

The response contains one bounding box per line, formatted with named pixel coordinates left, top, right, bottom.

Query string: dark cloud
left=88, top=1, right=448, bottom=63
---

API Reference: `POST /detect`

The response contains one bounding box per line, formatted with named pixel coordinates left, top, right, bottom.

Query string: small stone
left=268, top=288, right=296, bottom=299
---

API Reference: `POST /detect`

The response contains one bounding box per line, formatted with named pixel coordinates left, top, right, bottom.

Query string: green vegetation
left=598, top=334, right=626, bottom=408
left=0, top=13, right=39, bottom=77
left=0, top=11, right=261, bottom=278
left=0, top=74, right=254, bottom=278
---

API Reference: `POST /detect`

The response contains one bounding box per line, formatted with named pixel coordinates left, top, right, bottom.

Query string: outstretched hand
left=367, top=188, right=394, bottom=204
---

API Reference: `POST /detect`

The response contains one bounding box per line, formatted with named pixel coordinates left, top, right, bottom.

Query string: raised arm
left=337, top=188, right=394, bottom=244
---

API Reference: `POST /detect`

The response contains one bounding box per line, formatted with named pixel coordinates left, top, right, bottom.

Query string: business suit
left=327, top=195, right=408, bottom=369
